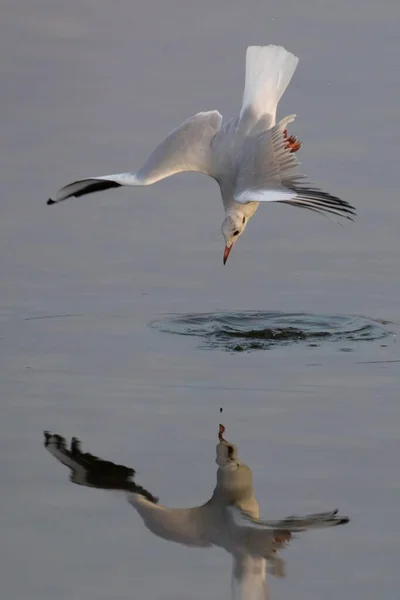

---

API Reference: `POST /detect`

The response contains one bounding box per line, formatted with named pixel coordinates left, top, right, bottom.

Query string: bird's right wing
left=44, top=432, right=212, bottom=548
left=47, top=110, right=222, bottom=204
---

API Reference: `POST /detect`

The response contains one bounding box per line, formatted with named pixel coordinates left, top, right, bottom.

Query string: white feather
left=46, top=46, right=355, bottom=228
left=235, top=188, right=296, bottom=204
left=240, top=45, right=299, bottom=126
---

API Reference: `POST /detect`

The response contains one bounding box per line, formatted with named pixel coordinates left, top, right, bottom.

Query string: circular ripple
left=150, top=311, right=391, bottom=352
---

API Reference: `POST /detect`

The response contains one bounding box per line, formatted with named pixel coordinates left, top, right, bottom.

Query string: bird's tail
left=240, top=45, right=298, bottom=127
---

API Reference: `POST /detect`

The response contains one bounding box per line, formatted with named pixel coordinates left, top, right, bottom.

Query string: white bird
left=44, top=425, right=349, bottom=599
left=47, top=45, right=355, bottom=264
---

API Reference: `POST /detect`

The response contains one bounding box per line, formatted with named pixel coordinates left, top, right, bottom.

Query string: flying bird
left=47, top=45, right=355, bottom=264
left=44, top=425, right=349, bottom=599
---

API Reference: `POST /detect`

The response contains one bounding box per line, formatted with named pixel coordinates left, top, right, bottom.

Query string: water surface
left=1, top=1, right=400, bottom=599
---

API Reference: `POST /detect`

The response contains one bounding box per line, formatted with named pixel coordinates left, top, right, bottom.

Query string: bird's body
left=44, top=425, right=349, bottom=599
left=47, top=45, right=356, bottom=264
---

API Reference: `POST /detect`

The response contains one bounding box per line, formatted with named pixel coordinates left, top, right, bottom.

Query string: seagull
left=44, top=425, right=349, bottom=599
left=47, top=44, right=355, bottom=265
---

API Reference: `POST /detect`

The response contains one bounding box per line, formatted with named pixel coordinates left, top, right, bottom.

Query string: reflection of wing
left=44, top=432, right=212, bottom=548
left=231, top=554, right=268, bottom=600
left=44, top=432, right=157, bottom=501
left=47, top=111, right=222, bottom=204
left=229, top=505, right=349, bottom=532
left=227, top=506, right=349, bottom=558
left=127, top=495, right=212, bottom=547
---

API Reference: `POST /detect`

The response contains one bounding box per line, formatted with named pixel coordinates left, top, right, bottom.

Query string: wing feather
left=232, top=554, right=268, bottom=600
left=234, top=116, right=356, bottom=221
left=48, top=110, right=222, bottom=204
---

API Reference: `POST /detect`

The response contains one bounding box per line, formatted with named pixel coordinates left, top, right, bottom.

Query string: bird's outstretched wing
left=227, top=505, right=349, bottom=559
left=47, top=110, right=222, bottom=204
left=234, top=115, right=356, bottom=221
left=44, top=432, right=212, bottom=548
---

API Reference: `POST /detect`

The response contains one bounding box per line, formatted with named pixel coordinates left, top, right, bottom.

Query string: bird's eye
left=227, top=445, right=234, bottom=458
left=242, top=216, right=246, bottom=224
left=233, top=230, right=240, bottom=236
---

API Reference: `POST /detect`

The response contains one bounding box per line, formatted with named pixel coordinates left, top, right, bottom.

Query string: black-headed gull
left=47, top=45, right=356, bottom=265
left=44, top=425, right=349, bottom=599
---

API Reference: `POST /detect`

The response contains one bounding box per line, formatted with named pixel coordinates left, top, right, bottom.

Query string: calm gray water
left=1, top=1, right=400, bottom=599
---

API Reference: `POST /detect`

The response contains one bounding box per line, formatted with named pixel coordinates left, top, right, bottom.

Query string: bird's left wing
left=227, top=505, right=349, bottom=558
left=233, top=115, right=356, bottom=221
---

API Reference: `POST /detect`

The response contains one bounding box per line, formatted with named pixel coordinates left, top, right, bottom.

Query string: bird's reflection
left=44, top=425, right=349, bottom=599
left=43, top=431, right=157, bottom=501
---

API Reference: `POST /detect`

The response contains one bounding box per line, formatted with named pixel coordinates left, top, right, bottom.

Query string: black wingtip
left=336, top=517, right=350, bottom=526
left=47, top=198, right=56, bottom=205
left=44, top=431, right=159, bottom=503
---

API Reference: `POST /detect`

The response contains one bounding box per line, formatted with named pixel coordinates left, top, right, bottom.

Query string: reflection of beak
left=223, top=245, right=232, bottom=265
left=218, top=424, right=227, bottom=442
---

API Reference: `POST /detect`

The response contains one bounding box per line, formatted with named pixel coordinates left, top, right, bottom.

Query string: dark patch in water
left=150, top=311, right=391, bottom=353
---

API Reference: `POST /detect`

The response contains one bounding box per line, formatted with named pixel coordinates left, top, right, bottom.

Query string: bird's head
left=221, top=213, right=248, bottom=264
left=216, top=424, right=239, bottom=467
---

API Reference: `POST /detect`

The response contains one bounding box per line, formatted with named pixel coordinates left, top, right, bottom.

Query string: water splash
left=150, top=311, right=391, bottom=352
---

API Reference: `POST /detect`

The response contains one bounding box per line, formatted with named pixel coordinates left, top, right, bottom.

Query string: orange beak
left=223, top=245, right=232, bottom=265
